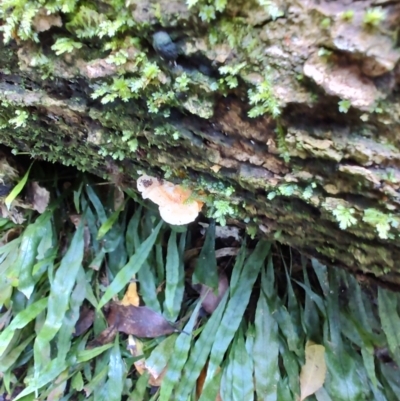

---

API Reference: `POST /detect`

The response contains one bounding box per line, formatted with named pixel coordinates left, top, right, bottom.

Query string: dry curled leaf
left=200, top=272, right=229, bottom=314
left=300, top=341, right=327, bottom=400
left=107, top=303, right=177, bottom=337
left=74, top=306, right=95, bottom=337
left=137, top=175, right=203, bottom=225
left=199, top=222, right=241, bottom=243
left=128, top=336, right=167, bottom=386
left=28, top=181, right=50, bottom=213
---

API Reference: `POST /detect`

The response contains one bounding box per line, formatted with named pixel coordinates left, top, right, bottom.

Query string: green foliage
left=317, top=47, right=333, bottom=58
left=4, top=163, right=32, bottom=209
left=248, top=76, right=281, bottom=118
left=0, top=0, right=79, bottom=43
left=51, top=37, right=83, bottom=55
left=340, top=10, right=355, bottom=21
left=8, top=109, right=29, bottom=128
left=278, top=184, right=298, bottom=197
left=302, top=185, right=314, bottom=200
left=1, top=174, right=400, bottom=400
left=174, top=73, right=190, bottom=92
left=338, top=99, right=351, bottom=113
left=363, top=208, right=398, bottom=239
left=256, top=0, right=284, bottom=20
left=218, top=62, right=246, bottom=90
left=320, top=17, right=331, bottom=29
left=210, top=200, right=235, bottom=226
left=186, top=0, right=227, bottom=22
left=332, top=204, right=357, bottom=230
left=363, top=7, right=385, bottom=27
left=246, top=224, right=258, bottom=239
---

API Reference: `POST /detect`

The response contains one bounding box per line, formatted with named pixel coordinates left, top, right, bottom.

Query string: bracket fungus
left=137, top=175, right=203, bottom=225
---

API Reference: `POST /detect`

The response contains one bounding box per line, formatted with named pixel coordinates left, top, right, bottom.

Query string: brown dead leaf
left=90, top=326, right=118, bottom=347
left=200, top=272, right=229, bottom=314
left=128, top=335, right=167, bottom=386
left=74, top=306, right=95, bottom=337
left=300, top=341, right=327, bottom=400
left=0, top=227, right=22, bottom=246
left=32, top=8, right=62, bottom=32
left=28, top=182, right=50, bottom=213
left=128, top=335, right=146, bottom=375
left=0, top=203, right=25, bottom=224
left=121, top=282, right=140, bottom=306
left=107, top=303, right=177, bottom=338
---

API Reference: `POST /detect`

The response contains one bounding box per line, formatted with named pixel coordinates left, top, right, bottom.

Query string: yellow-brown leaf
left=121, top=282, right=140, bottom=306
left=300, top=341, right=327, bottom=400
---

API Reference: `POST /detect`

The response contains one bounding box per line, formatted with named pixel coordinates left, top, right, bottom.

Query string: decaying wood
left=1, top=0, right=400, bottom=284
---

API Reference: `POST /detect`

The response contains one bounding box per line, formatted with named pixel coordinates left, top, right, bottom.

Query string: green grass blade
left=138, top=261, right=162, bottom=313
left=98, top=219, right=163, bottom=309
left=16, top=214, right=51, bottom=299
left=311, top=258, right=329, bottom=297
left=0, top=334, right=35, bottom=371
left=279, top=337, right=300, bottom=398
left=198, top=370, right=222, bottom=401
left=174, top=291, right=229, bottom=401
left=57, top=267, right=86, bottom=360
left=14, top=357, right=67, bottom=400
left=163, top=231, right=184, bottom=321
left=360, top=344, right=377, bottom=388
left=222, top=331, right=254, bottom=401
left=159, top=301, right=202, bottom=401
left=76, top=344, right=114, bottom=363
left=34, top=220, right=85, bottom=370
left=97, top=204, right=124, bottom=240
left=205, top=241, right=270, bottom=384
left=155, top=243, right=165, bottom=283
left=274, top=305, right=302, bottom=357
left=324, top=344, right=364, bottom=400
left=378, top=287, right=400, bottom=366
left=254, top=268, right=279, bottom=401
left=84, top=364, right=109, bottom=397
left=126, top=207, right=142, bottom=255
left=107, top=335, right=125, bottom=401
left=301, top=264, right=322, bottom=340
left=229, top=241, right=247, bottom=293
left=5, top=163, right=32, bottom=210
left=129, top=371, right=150, bottom=400
left=193, top=220, right=218, bottom=291
left=85, top=185, right=107, bottom=223
left=146, top=334, right=178, bottom=378
left=0, top=298, right=48, bottom=356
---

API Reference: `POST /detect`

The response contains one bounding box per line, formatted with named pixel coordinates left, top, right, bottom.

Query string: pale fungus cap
left=137, top=175, right=203, bottom=225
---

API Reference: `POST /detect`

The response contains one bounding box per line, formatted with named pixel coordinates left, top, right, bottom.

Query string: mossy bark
left=1, top=0, right=400, bottom=285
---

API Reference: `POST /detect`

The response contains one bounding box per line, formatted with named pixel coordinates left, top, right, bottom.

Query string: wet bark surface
left=1, top=0, right=400, bottom=285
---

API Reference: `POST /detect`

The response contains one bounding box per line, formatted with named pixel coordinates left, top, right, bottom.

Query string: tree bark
left=1, top=0, right=400, bottom=285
